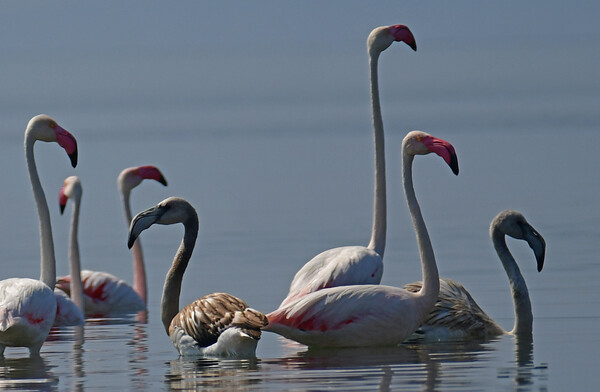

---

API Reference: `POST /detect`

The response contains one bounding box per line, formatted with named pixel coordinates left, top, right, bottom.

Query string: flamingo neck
left=69, top=195, right=85, bottom=313
left=161, top=215, right=199, bottom=334
left=25, top=134, right=56, bottom=288
left=122, top=190, right=147, bottom=304
left=366, top=53, right=387, bottom=257
left=402, top=152, right=439, bottom=312
left=491, top=227, right=533, bottom=337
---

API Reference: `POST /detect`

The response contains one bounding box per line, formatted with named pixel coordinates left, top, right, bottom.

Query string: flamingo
left=53, top=176, right=86, bottom=326
left=278, top=24, right=417, bottom=308
left=404, top=210, right=545, bottom=339
left=265, top=131, right=459, bottom=347
left=127, top=197, right=268, bottom=357
left=56, top=166, right=167, bottom=315
left=0, top=115, right=78, bottom=356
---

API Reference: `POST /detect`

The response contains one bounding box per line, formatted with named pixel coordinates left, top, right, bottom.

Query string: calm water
left=1, top=2, right=599, bottom=391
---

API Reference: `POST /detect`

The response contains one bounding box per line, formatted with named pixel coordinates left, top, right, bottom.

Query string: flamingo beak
left=422, top=136, right=459, bottom=175
left=524, top=225, right=546, bottom=272
left=59, top=188, right=68, bottom=215
left=55, top=126, right=78, bottom=168
left=389, top=24, right=417, bottom=51
left=128, top=205, right=164, bottom=248
left=137, top=165, right=168, bottom=186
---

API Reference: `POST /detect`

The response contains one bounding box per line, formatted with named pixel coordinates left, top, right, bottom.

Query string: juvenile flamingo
left=265, top=131, right=459, bottom=347
left=128, top=197, right=268, bottom=357
left=278, top=24, right=417, bottom=308
left=56, top=166, right=167, bottom=315
left=404, top=210, right=545, bottom=339
left=0, top=115, right=78, bottom=356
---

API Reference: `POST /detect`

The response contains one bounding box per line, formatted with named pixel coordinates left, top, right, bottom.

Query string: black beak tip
left=450, top=155, right=459, bottom=176
left=409, top=42, right=417, bottom=52
left=59, top=204, right=66, bottom=214
left=69, top=151, right=78, bottom=168
left=127, top=236, right=135, bottom=249
left=537, top=256, right=545, bottom=272
left=159, top=176, right=168, bottom=186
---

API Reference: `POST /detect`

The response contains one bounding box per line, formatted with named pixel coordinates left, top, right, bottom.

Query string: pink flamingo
left=56, top=166, right=167, bottom=315
left=404, top=210, right=545, bottom=339
left=0, top=115, right=78, bottom=356
left=128, top=197, right=268, bottom=357
left=265, top=131, right=459, bottom=347
left=279, top=24, right=417, bottom=308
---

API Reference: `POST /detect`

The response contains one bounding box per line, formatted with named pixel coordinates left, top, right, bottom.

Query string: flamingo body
left=169, top=292, right=267, bottom=357
left=56, top=271, right=145, bottom=315
left=0, top=279, right=57, bottom=355
left=53, top=288, right=84, bottom=326
left=404, top=279, right=504, bottom=339
left=281, top=246, right=382, bottom=307
left=266, top=285, right=431, bottom=347
left=128, top=197, right=267, bottom=357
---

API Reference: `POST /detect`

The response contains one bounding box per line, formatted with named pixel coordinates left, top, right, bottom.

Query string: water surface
left=0, top=1, right=598, bottom=390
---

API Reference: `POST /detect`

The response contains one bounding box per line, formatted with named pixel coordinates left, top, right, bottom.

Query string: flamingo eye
left=416, top=135, right=422, bottom=142
left=49, top=121, right=57, bottom=129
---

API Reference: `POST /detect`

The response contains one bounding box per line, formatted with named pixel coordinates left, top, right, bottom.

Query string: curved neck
left=161, top=216, right=199, bottom=334
left=69, top=197, right=84, bottom=313
left=366, top=53, right=387, bottom=257
left=402, top=152, right=439, bottom=310
left=491, top=228, right=533, bottom=336
left=25, top=134, right=56, bottom=288
left=122, top=190, right=147, bottom=304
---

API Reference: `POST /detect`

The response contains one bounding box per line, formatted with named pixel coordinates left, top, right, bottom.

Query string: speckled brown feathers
left=405, top=279, right=504, bottom=338
left=169, top=292, right=268, bottom=348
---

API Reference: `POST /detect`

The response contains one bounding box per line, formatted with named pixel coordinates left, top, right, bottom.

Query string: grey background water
left=0, top=1, right=598, bottom=390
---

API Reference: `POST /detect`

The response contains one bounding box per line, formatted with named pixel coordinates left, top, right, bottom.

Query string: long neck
left=122, top=190, right=147, bottom=304
left=367, top=52, right=387, bottom=257
left=402, top=152, right=439, bottom=311
left=25, top=134, right=56, bottom=288
left=161, top=217, right=199, bottom=334
left=491, top=228, right=533, bottom=336
left=69, top=196, right=85, bottom=313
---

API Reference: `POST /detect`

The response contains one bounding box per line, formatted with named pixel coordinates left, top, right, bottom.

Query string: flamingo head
left=59, top=176, right=82, bottom=214
left=128, top=197, right=196, bottom=248
left=368, top=24, right=417, bottom=56
left=403, top=130, right=459, bottom=175
left=26, top=114, right=78, bottom=167
left=491, top=210, right=546, bottom=272
left=117, top=165, right=168, bottom=194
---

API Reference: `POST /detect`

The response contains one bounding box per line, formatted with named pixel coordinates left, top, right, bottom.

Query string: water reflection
left=497, top=336, right=548, bottom=391
left=0, top=356, right=58, bottom=390
left=166, top=357, right=261, bottom=391
left=162, top=339, right=498, bottom=391
left=129, top=323, right=150, bottom=390
left=71, top=326, right=85, bottom=392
